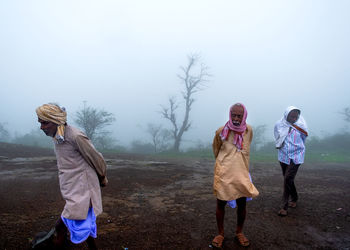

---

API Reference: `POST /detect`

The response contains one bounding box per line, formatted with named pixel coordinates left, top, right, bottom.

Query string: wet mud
left=0, top=144, right=349, bottom=249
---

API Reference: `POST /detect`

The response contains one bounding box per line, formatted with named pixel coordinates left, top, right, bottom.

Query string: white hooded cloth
left=274, top=106, right=308, bottom=148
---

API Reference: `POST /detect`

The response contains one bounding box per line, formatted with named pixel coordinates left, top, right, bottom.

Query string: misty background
left=1, top=0, right=349, bottom=151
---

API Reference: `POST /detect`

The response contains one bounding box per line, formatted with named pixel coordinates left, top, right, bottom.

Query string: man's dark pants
left=280, top=160, right=300, bottom=210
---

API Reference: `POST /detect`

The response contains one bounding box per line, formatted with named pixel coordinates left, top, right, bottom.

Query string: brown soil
left=0, top=143, right=349, bottom=249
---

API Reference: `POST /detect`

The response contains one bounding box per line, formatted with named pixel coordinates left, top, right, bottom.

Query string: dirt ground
left=0, top=142, right=350, bottom=250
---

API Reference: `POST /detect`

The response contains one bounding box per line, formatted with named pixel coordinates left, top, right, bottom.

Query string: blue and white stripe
left=278, top=127, right=307, bottom=164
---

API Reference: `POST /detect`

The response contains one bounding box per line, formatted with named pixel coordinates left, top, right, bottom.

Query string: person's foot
left=212, top=235, right=224, bottom=248
left=288, top=201, right=297, bottom=208
left=31, top=230, right=54, bottom=249
left=235, top=232, right=250, bottom=247
left=278, top=209, right=288, bottom=216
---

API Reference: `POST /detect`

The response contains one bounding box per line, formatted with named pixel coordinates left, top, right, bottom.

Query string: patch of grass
left=156, top=149, right=214, bottom=160
left=101, top=147, right=350, bottom=164
left=155, top=150, right=350, bottom=164
left=251, top=151, right=350, bottom=163
left=306, top=152, right=350, bottom=163
left=250, top=153, right=276, bottom=163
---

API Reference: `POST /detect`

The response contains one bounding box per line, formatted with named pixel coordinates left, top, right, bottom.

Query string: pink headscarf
left=220, top=103, right=248, bottom=150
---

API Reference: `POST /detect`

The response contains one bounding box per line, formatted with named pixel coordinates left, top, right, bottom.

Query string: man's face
left=38, top=118, right=57, bottom=137
left=287, top=110, right=299, bottom=124
left=231, top=105, right=244, bottom=126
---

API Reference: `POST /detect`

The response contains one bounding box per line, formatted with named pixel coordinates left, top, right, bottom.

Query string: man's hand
left=99, top=176, right=108, bottom=187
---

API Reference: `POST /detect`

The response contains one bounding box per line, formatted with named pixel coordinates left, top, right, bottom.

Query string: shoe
left=278, top=209, right=288, bottom=216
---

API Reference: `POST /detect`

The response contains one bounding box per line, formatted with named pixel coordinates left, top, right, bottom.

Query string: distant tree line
left=1, top=111, right=350, bottom=156
left=0, top=101, right=117, bottom=150
left=0, top=63, right=348, bottom=155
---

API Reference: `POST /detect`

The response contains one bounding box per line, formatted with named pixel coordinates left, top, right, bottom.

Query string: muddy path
left=0, top=148, right=349, bottom=249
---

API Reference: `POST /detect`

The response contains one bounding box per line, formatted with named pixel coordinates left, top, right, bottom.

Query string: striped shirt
left=278, top=127, right=307, bottom=164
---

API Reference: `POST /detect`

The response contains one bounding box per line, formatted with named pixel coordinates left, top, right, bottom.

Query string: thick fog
left=1, top=1, right=349, bottom=148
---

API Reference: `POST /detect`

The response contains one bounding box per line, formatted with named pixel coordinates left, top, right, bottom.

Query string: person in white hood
left=274, top=106, right=308, bottom=216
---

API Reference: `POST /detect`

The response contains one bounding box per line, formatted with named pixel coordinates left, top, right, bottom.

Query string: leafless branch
left=160, top=53, right=211, bottom=151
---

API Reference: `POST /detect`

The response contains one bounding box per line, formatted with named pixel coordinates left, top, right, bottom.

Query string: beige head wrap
left=36, top=103, right=67, bottom=143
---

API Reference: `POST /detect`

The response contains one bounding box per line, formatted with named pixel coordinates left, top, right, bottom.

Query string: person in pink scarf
left=211, top=103, right=259, bottom=248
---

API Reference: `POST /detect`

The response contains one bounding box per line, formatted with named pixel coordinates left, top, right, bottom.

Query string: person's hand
left=100, top=176, right=108, bottom=187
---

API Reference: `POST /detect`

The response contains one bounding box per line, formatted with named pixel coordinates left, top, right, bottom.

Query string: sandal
left=278, top=209, right=288, bottom=216
left=235, top=232, right=250, bottom=247
left=212, top=235, right=224, bottom=248
left=288, top=201, right=297, bottom=208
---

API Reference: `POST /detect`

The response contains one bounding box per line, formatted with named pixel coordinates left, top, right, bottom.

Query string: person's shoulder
left=66, top=125, right=86, bottom=139
left=274, top=119, right=282, bottom=127
left=215, top=126, right=224, bottom=134
left=66, top=125, right=77, bottom=134
left=246, top=124, right=252, bottom=133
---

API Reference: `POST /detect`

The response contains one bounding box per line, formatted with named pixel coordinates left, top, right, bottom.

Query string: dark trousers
left=280, top=161, right=300, bottom=210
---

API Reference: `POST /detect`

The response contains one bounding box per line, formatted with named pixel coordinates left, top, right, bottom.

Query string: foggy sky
left=1, top=0, right=349, bottom=147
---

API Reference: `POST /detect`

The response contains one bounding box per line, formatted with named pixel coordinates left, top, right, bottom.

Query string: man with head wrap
left=211, top=103, right=259, bottom=248
left=274, top=106, right=308, bottom=217
left=34, top=103, right=107, bottom=249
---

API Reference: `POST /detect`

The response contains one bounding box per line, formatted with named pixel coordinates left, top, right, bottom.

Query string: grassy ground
left=111, top=149, right=350, bottom=164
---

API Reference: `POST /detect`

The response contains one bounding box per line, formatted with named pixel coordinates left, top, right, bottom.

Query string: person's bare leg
left=216, top=199, right=227, bottom=236
left=54, top=217, right=68, bottom=248
left=236, top=197, right=246, bottom=234
left=86, top=236, right=98, bottom=250
left=212, top=199, right=227, bottom=248
left=235, top=197, right=250, bottom=246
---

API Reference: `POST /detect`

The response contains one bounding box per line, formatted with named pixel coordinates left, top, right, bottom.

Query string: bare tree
left=340, top=107, right=350, bottom=122
left=147, top=123, right=162, bottom=153
left=161, top=54, right=210, bottom=152
left=74, top=101, right=116, bottom=142
left=146, top=123, right=171, bottom=152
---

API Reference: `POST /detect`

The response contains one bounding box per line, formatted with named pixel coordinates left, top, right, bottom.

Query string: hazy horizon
left=1, top=0, right=349, bottom=148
